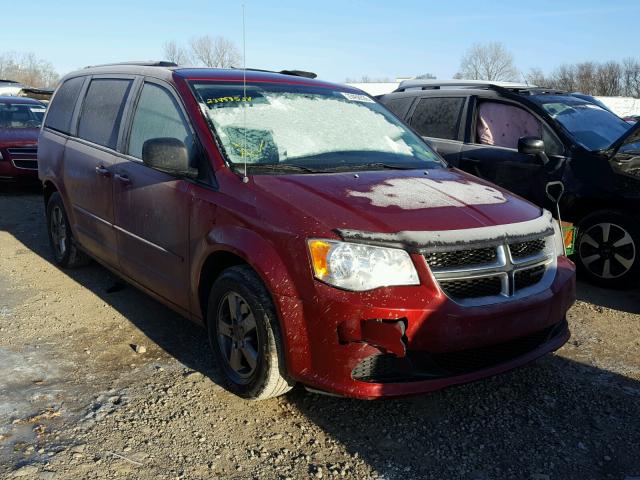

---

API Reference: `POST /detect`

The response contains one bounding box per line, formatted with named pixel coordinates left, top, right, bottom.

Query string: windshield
left=534, top=96, right=630, bottom=151
left=191, top=82, right=442, bottom=172
left=0, top=102, right=45, bottom=129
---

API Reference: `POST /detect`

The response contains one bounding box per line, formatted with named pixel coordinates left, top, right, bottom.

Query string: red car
left=38, top=63, right=576, bottom=400
left=0, top=96, right=45, bottom=183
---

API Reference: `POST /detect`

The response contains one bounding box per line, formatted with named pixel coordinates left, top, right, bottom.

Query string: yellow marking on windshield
left=206, top=96, right=252, bottom=106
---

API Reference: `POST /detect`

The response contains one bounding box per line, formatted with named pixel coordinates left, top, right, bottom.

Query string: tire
left=575, top=210, right=640, bottom=288
left=207, top=265, right=294, bottom=400
left=46, top=192, right=90, bottom=268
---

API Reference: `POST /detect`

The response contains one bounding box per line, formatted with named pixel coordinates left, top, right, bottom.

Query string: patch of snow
left=597, top=96, right=640, bottom=117
left=339, top=210, right=554, bottom=249
left=348, top=177, right=506, bottom=209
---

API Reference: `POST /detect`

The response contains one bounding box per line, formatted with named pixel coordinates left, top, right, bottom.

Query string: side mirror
left=142, top=137, right=198, bottom=178
left=518, top=136, right=545, bottom=155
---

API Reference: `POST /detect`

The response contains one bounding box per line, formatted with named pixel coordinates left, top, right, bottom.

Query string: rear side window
left=410, top=97, right=465, bottom=140
left=383, top=96, right=414, bottom=119
left=44, top=77, right=85, bottom=134
left=77, top=79, right=133, bottom=149
left=128, top=83, right=195, bottom=162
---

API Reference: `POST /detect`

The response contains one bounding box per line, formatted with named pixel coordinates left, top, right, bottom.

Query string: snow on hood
left=347, top=177, right=506, bottom=209
left=251, top=168, right=542, bottom=235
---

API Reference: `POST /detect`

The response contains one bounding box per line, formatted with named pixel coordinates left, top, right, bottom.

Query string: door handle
left=95, top=165, right=111, bottom=177
left=114, top=173, right=131, bottom=185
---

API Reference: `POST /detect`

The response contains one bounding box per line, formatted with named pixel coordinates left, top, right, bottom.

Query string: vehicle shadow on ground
left=577, top=279, right=640, bottom=314
left=0, top=189, right=223, bottom=386
left=287, top=356, right=640, bottom=479
left=2, top=191, right=640, bottom=480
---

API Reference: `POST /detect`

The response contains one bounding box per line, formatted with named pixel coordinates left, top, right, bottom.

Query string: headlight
left=307, top=239, right=419, bottom=291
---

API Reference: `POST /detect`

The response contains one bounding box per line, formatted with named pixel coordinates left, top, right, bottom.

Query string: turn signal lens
left=308, top=240, right=331, bottom=279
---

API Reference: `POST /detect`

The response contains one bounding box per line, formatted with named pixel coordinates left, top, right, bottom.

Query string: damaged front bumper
left=275, top=255, right=575, bottom=399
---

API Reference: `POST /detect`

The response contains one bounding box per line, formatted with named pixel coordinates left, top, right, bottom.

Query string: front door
left=458, top=99, right=565, bottom=206
left=113, top=81, right=196, bottom=310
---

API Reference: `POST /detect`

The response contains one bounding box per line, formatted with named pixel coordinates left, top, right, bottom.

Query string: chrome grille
left=423, top=235, right=556, bottom=306
left=510, top=238, right=546, bottom=259
left=514, top=265, right=546, bottom=291
left=440, top=276, right=503, bottom=299
left=424, top=247, right=496, bottom=269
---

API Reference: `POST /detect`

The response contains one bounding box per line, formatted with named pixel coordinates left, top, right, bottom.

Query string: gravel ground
left=1, top=187, right=639, bottom=480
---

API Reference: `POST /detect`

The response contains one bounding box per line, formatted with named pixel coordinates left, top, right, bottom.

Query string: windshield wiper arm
left=238, top=163, right=322, bottom=174
left=320, top=162, right=419, bottom=172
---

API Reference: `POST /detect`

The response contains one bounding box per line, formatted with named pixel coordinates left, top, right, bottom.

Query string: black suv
left=380, top=80, right=640, bottom=288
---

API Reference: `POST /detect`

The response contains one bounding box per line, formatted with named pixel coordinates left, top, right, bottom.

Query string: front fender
left=190, top=224, right=312, bottom=378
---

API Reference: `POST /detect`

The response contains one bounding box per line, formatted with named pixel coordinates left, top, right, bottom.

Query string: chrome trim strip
left=10, top=159, right=38, bottom=170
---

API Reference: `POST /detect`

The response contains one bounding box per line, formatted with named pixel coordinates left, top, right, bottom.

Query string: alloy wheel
left=579, top=222, right=636, bottom=279
left=216, top=291, right=259, bottom=383
left=50, top=205, right=67, bottom=258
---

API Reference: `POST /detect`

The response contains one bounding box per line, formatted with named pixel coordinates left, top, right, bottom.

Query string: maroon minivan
left=38, top=62, right=576, bottom=400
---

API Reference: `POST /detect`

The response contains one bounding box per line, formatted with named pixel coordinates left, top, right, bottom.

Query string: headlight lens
left=307, top=239, right=419, bottom=291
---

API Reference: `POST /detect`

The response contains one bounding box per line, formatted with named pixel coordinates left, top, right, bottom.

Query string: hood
left=252, top=168, right=542, bottom=234
left=0, top=128, right=39, bottom=146
left=607, top=121, right=640, bottom=155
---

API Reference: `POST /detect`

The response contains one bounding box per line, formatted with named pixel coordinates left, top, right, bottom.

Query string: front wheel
left=576, top=210, right=640, bottom=288
left=207, top=265, right=294, bottom=400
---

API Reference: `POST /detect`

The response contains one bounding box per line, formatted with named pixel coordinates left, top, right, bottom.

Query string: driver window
left=476, top=101, right=563, bottom=155
left=128, top=83, right=195, bottom=163
left=476, top=101, right=542, bottom=149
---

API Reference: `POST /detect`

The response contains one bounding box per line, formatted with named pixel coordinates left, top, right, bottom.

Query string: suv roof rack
left=394, top=79, right=567, bottom=96
left=84, top=61, right=178, bottom=69
left=233, top=67, right=317, bottom=79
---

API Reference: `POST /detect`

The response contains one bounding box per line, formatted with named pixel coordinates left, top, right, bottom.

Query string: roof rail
left=234, top=67, right=317, bottom=79
left=84, top=61, right=178, bottom=69
left=394, top=79, right=534, bottom=93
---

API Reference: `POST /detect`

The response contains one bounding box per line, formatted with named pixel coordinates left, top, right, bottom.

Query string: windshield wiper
left=319, top=162, right=420, bottom=172
left=239, top=163, right=322, bottom=174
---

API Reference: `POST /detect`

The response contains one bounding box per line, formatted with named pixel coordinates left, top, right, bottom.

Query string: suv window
left=383, top=96, right=414, bottom=119
left=409, top=97, right=465, bottom=141
left=128, top=83, right=195, bottom=162
left=77, top=79, right=133, bottom=149
left=476, top=100, right=563, bottom=155
left=44, top=76, right=85, bottom=134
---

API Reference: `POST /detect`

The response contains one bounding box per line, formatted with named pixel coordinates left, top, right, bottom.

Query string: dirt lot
left=1, top=188, right=639, bottom=480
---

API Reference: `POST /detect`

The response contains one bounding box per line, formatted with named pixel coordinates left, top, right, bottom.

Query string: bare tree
left=0, top=52, right=59, bottom=88
left=415, top=73, right=436, bottom=79
left=189, top=36, right=241, bottom=68
left=162, top=40, right=191, bottom=66
left=594, top=61, right=622, bottom=96
left=344, top=75, right=392, bottom=83
left=524, top=68, right=548, bottom=87
left=456, top=42, right=518, bottom=81
left=576, top=62, right=599, bottom=94
left=622, top=57, right=640, bottom=98
left=549, top=64, right=577, bottom=92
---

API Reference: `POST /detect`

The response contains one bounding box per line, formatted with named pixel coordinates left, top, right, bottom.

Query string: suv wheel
left=46, top=192, right=90, bottom=268
left=576, top=210, right=639, bottom=288
left=207, top=265, right=294, bottom=400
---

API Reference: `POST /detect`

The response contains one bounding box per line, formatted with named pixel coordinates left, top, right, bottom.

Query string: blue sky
left=2, top=0, right=639, bottom=82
